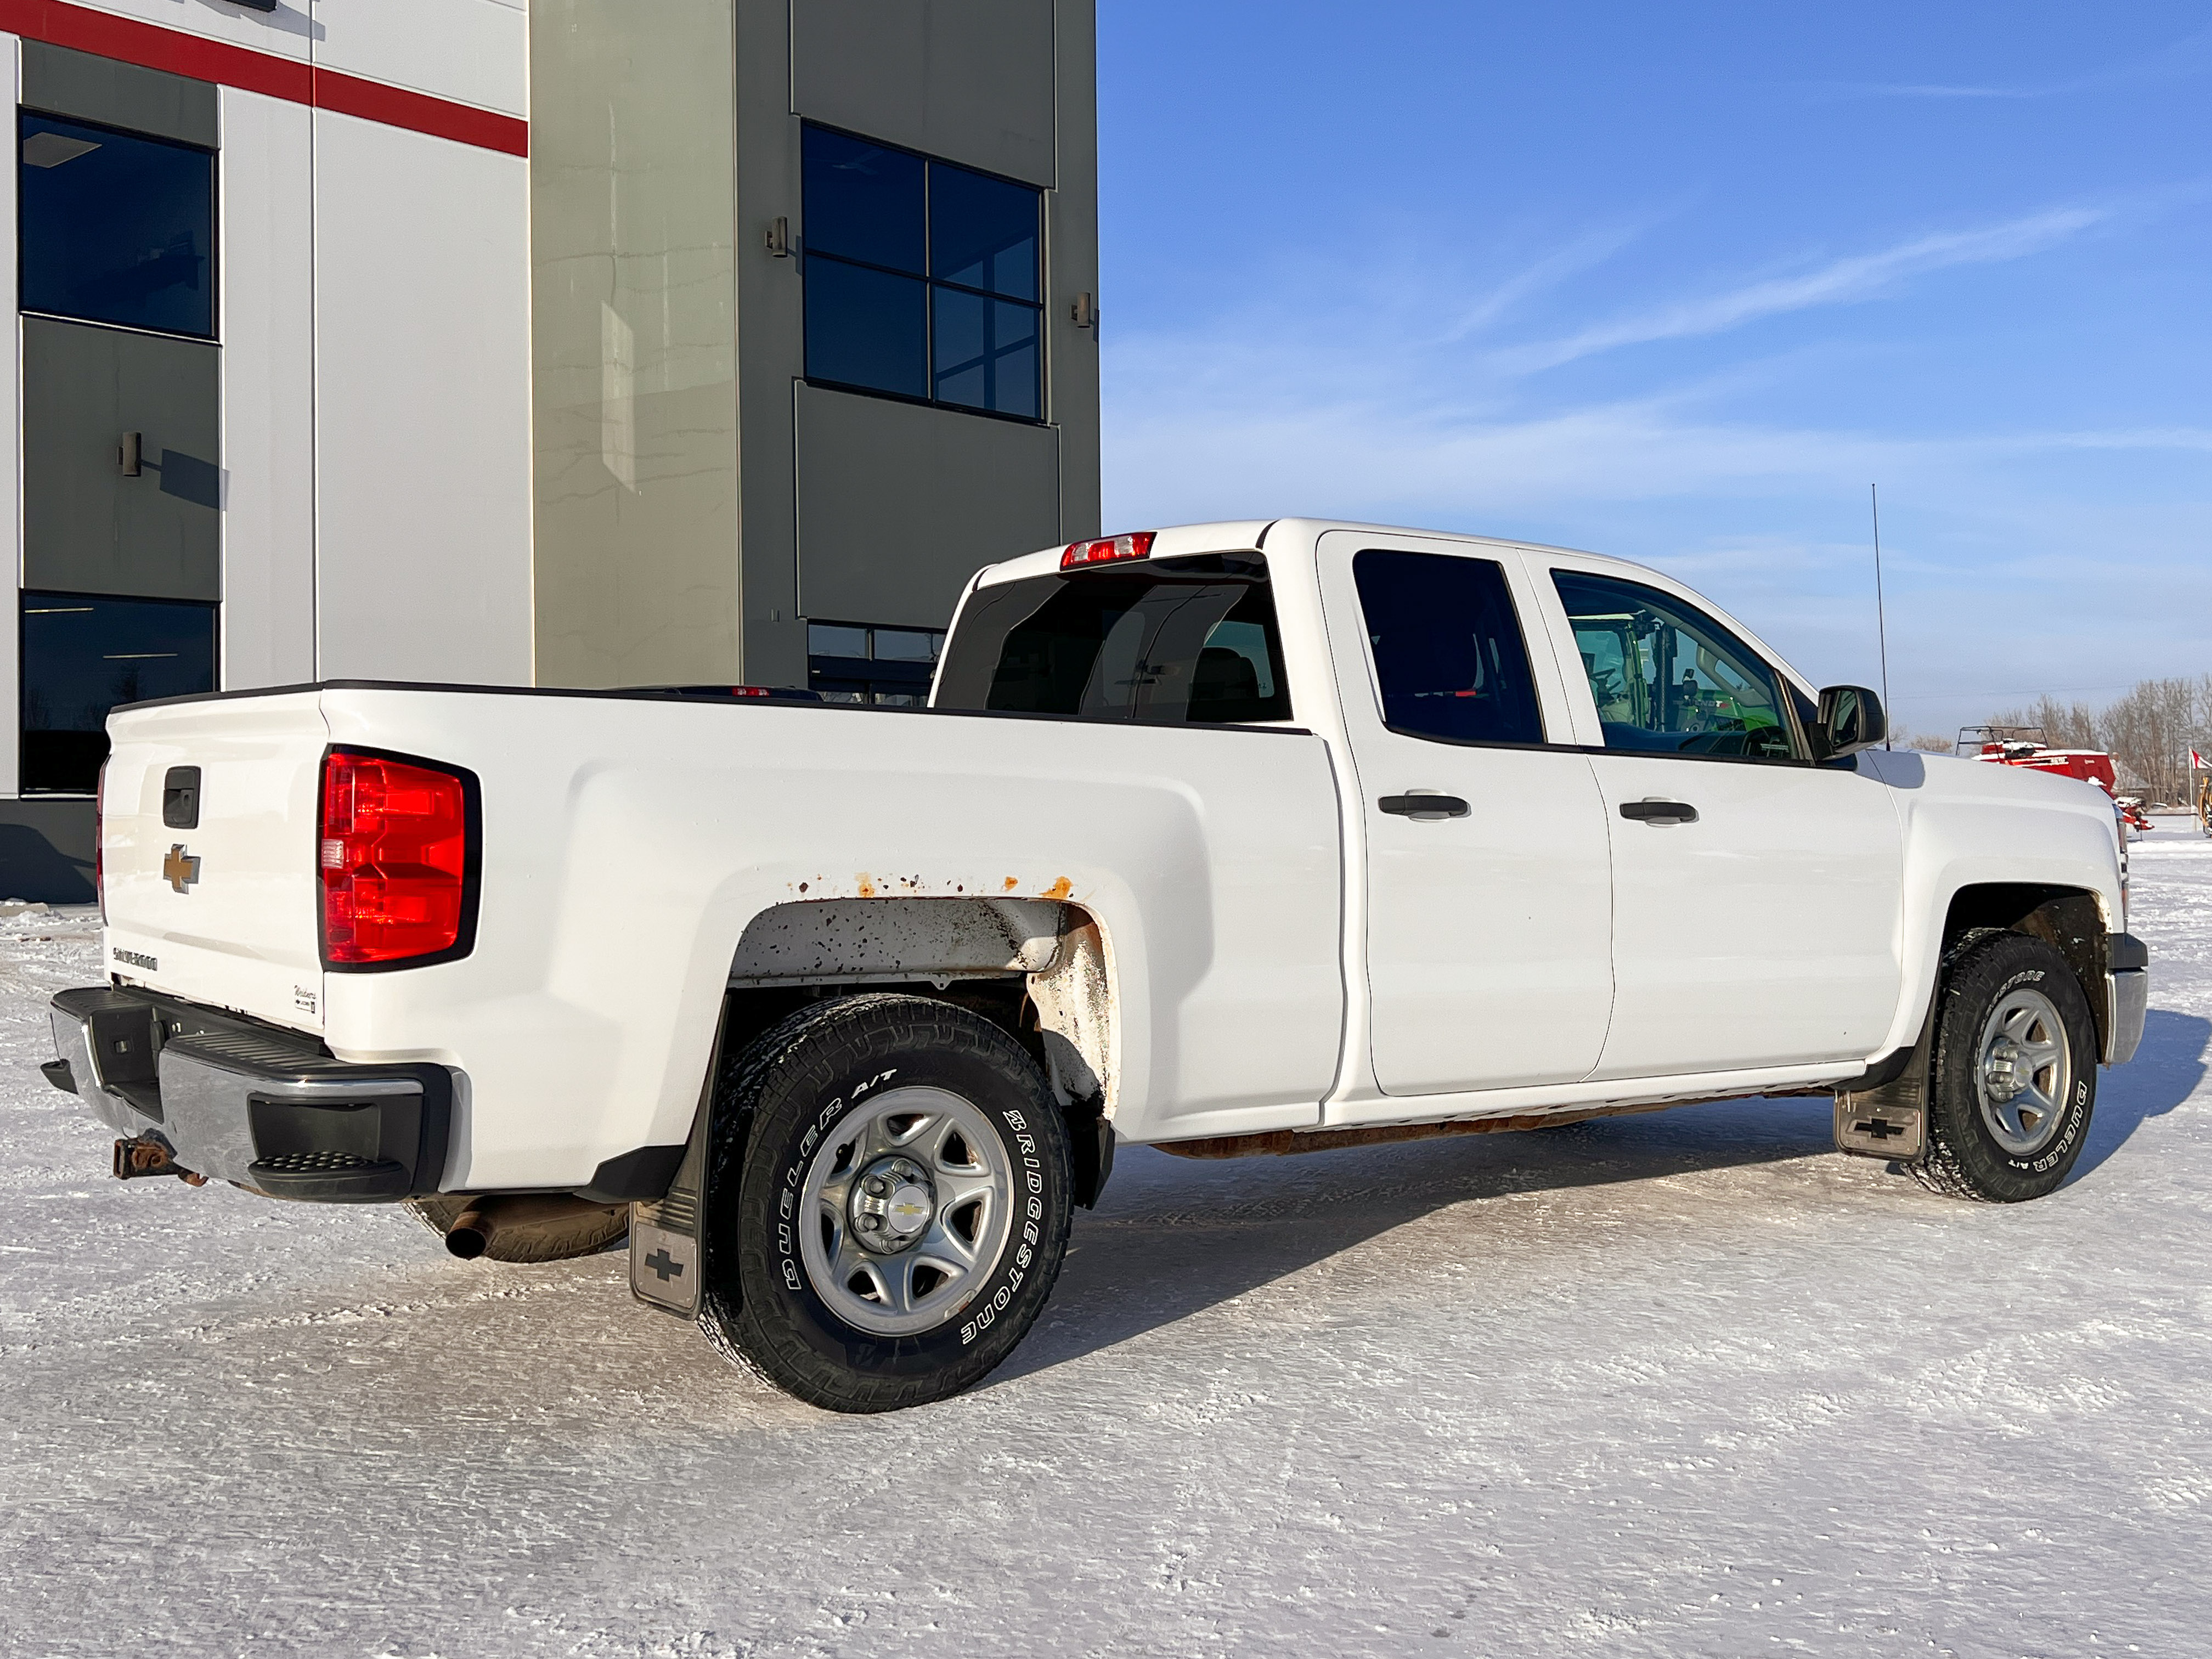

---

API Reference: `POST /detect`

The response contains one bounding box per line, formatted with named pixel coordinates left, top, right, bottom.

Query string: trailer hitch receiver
left=113, top=1135, right=207, bottom=1186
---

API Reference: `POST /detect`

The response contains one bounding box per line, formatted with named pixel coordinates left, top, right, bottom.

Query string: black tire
left=699, top=992, right=1073, bottom=1413
left=1912, top=930, right=2097, bottom=1203
left=404, top=1194, right=630, bottom=1262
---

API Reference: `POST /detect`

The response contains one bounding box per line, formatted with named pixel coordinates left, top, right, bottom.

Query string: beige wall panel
left=530, top=0, right=740, bottom=689
left=791, top=0, right=1057, bottom=187
left=795, top=383, right=1060, bottom=628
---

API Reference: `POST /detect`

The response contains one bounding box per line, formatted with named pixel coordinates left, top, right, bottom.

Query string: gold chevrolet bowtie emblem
left=163, top=844, right=201, bottom=894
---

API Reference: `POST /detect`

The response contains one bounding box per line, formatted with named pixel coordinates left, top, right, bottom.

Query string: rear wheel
left=1912, top=930, right=2096, bottom=1203
left=699, top=993, right=1073, bottom=1413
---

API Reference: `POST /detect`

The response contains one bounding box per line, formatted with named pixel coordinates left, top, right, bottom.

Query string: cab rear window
left=933, top=554, right=1291, bottom=725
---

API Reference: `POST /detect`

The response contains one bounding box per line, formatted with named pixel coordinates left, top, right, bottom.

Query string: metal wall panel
left=313, top=0, right=530, bottom=121
left=312, top=112, right=533, bottom=686
left=0, top=798, right=96, bottom=901
left=795, top=381, right=1060, bottom=628
left=218, top=87, right=317, bottom=692
left=22, top=317, right=222, bottom=601
left=20, top=41, right=217, bottom=147
left=791, top=0, right=1056, bottom=187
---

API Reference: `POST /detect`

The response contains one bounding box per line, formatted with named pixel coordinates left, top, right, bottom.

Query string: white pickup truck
left=44, top=519, right=2148, bottom=1412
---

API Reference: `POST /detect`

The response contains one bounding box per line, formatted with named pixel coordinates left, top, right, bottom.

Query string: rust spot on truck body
left=855, top=874, right=877, bottom=898
left=1042, top=876, right=1073, bottom=900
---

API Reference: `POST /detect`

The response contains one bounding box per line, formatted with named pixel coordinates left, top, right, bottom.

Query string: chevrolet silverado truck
left=42, top=519, right=2149, bottom=1412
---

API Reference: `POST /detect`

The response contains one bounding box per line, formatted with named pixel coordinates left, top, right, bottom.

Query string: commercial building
left=0, top=0, right=1099, bottom=901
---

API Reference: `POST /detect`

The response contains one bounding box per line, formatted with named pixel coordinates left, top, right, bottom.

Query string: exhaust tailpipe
left=445, top=1193, right=620, bottom=1260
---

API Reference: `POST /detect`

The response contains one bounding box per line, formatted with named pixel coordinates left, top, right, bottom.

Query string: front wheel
left=1912, top=930, right=2097, bottom=1203
left=699, top=993, right=1074, bottom=1413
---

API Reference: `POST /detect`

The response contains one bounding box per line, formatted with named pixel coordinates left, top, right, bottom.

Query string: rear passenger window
left=1353, top=550, right=1545, bottom=746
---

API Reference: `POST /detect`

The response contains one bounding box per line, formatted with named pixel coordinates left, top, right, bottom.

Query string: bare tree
left=1985, top=674, right=2212, bottom=805
left=1985, top=696, right=2100, bottom=750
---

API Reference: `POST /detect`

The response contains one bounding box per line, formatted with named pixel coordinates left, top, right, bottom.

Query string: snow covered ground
left=2, top=834, right=2208, bottom=1659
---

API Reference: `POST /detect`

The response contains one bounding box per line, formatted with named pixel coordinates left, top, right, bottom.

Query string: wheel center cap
left=850, top=1157, right=934, bottom=1253
left=1984, top=1038, right=2024, bottom=1101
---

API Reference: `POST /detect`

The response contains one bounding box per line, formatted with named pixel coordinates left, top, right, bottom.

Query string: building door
left=1321, top=532, right=1615, bottom=1098
left=1545, top=564, right=1905, bottom=1080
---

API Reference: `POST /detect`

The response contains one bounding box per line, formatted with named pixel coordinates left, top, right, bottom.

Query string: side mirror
left=1815, top=685, right=1887, bottom=760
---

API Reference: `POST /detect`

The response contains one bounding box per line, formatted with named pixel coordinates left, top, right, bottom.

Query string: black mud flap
left=1835, top=1013, right=1933, bottom=1162
left=629, top=1022, right=719, bottom=1318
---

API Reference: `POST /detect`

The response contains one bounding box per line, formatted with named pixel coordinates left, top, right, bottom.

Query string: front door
left=1322, top=534, right=1615, bottom=1097
left=1543, top=563, right=1905, bottom=1080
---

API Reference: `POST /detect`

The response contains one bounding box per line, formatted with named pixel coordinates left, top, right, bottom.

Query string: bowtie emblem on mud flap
left=163, top=844, right=202, bottom=894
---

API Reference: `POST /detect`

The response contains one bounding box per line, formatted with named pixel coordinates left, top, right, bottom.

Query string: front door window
left=1553, top=570, right=1799, bottom=760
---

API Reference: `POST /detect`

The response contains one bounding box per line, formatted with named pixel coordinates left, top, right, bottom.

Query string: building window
left=802, top=125, right=1042, bottom=421
left=807, top=620, right=945, bottom=706
left=20, top=592, right=217, bottom=793
left=19, top=110, right=215, bottom=339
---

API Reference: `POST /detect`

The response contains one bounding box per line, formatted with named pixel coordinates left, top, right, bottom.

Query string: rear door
left=1319, top=531, right=1614, bottom=1097
left=101, top=691, right=329, bottom=1035
left=1536, top=559, right=1904, bottom=1079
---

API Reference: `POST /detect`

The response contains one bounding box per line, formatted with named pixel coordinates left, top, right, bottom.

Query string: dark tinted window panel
left=804, top=258, right=927, bottom=398
left=932, top=289, right=1039, bottom=417
left=802, top=127, right=925, bottom=274
left=935, top=562, right=1291, bottom=726
left=20, top=591, right=217, bottom=793
left=1353, top=550, right=1544, bottom=746
left=19, top=112, right=214, bottom=338
left=928, top=163, right=1038, bottom=301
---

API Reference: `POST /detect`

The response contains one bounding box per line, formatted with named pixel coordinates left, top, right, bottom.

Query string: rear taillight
left=1061, top=531, right=1155, bottom=569
left=318, top=749, right=476, bottom=967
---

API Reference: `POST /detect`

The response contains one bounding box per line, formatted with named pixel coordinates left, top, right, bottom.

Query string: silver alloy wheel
left=797, top=1085, right=1015, bottom=1337
left=1974, top=986, right=2073, bottom=1155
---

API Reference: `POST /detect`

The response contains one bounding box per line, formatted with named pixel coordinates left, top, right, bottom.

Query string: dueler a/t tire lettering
left=1912, top=929, right=2098, bottom=1204
left=698, top=993, right=1074, bottom=1413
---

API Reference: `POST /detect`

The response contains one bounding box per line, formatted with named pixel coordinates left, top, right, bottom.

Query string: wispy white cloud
left=1438, top=219, right=1656, bottom=342
left=1488, top=207, right=2107, bottom=374
left=1808, top=25, right=2212, bottom=104
left=1848, top=83, right=2038, bottom=100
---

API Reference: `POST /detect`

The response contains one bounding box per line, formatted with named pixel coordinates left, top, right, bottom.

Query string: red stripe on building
left=311, top=65, right=527, bottom=157
left=0, top=0, right=527, bottom=156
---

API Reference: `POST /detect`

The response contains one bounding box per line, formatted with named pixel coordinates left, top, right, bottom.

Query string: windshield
left=933, top=555, right=1292, bottom=725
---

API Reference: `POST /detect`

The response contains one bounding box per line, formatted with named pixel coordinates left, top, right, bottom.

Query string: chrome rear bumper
left=46, top=986, right=454, bottom=1201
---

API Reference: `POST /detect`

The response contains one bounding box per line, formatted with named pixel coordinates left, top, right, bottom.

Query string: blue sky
left=1094, top=2, right=2212, bottom=743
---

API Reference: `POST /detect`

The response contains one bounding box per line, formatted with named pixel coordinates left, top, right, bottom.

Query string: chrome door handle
left=1619, top=798, right=1698, bottom=825
left=1379, top=794, right=1470, bottom=819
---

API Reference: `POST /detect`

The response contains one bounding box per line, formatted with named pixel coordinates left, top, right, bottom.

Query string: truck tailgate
left=101, top=691, right=328, bottom=1035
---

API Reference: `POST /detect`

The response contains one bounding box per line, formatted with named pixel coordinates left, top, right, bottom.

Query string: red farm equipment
left=1957, top=726, right=2153, bottom=837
